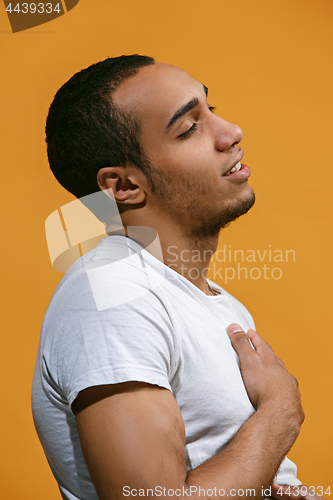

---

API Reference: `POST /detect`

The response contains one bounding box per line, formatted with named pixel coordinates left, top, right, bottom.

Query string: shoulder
left=48, top=235, right=168, bottom=313
left=39, top=237, right=182, bottom=406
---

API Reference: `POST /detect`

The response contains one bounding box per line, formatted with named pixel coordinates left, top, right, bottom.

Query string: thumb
left=227, top=324, right=253, bottom=354
left=227, top=324, right=244, bottom=336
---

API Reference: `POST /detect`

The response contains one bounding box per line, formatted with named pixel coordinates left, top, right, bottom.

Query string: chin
left=223, top=189, right=256, bottom=227
left=192, top=190, right=256, bottom=239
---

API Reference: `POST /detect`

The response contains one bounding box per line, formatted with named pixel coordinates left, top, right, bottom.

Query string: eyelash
left=178, top=123, right=198, bottom=140
left=178, top=106, right=216, bottom=140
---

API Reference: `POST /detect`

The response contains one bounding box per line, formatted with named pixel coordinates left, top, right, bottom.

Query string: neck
left=159, top=229, right=219, bottom=294
left=116, top=208, right=220, bottom=295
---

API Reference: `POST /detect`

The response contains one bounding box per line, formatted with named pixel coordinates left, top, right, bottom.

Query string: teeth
left=227, top=162, right=241, bottom=175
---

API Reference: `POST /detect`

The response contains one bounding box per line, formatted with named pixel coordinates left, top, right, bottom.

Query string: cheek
left=143, top=136, right=219, bottom=177
left=141, top=136, right=161, bottom=161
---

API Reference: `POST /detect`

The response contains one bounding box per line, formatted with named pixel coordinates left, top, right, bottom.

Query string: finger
left=277, top=357, right=288, bottom=369
left=228, top=324, right=245, bottom=335
left=246, top=328, right=277, bottom=359
left=227, top=324, right=256, bottom=356
left=246, top=328, right=270, bottom=352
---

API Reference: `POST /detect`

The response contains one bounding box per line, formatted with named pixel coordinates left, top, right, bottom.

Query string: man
left=32, top=55, right=317, bottom=500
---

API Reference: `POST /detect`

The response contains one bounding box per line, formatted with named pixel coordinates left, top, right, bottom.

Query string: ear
left=97, top=166, right=146, bottom=205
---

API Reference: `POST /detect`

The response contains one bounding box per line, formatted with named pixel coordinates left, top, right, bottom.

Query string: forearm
left=185, top=404, right=300, bottom=500
left=75, top=327, right=304, bottom=500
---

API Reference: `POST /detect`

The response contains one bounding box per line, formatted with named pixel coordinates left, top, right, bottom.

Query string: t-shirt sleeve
left=51, top=273, right=179, bottom=411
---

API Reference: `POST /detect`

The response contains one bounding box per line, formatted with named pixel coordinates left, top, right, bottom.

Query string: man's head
left=46, top=55, right=255, bottom=238
left=45, top=54, right=156, bottom=200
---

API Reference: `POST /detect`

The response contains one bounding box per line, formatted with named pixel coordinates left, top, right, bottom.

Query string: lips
left=223, top=163, right=251, bottom=181
left=224, top=161, right=241, bottom=176
left=223, top=152, right=244, bottom=176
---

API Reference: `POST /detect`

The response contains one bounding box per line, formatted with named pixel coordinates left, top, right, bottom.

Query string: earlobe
left=97, top=166, right=146, bottom=205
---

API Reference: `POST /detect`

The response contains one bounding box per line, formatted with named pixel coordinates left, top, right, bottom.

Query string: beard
left=149, top=167, right=256, bottom=241
left=192, top=192, right=255, bottom=238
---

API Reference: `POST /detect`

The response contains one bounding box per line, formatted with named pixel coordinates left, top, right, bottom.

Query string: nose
left=214, top=117, right=243, bottom=152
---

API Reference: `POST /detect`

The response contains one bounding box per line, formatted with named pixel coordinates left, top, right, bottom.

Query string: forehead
left=112, top=62, right=205, bottom=129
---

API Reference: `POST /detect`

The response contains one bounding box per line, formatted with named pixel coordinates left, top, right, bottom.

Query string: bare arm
left=74, top=325, right=304, bottom=500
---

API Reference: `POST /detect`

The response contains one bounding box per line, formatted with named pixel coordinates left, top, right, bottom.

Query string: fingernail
left=228, top=324, right=244, bottom=335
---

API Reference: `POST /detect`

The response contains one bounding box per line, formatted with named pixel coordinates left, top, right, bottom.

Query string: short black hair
left=45, top=54, right=155, bottom=200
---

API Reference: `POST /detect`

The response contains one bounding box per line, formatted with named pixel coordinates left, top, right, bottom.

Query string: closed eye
left=178, top=123, right=198, bottom=139
left=177, top=105, right=216, bottom=140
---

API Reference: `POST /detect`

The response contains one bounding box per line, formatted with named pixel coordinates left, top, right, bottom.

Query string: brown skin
left=74, top=325, right=304, bottom=500
left=74, top=63, right=322, bottom=499
left=97, top=63, right=254, bottom=295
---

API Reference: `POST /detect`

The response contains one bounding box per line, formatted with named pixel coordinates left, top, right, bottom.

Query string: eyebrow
left=166, top=84, right=209, bottom=130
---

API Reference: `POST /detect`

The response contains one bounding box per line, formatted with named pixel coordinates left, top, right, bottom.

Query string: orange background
left=1, top=0, right=332, bottom=497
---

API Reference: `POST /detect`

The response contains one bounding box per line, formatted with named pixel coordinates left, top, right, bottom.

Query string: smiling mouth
left=224, top=161, right=242, bottom=176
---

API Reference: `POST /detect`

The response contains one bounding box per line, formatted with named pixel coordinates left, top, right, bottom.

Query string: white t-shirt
left=32, top=235, right=301, bottom=499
